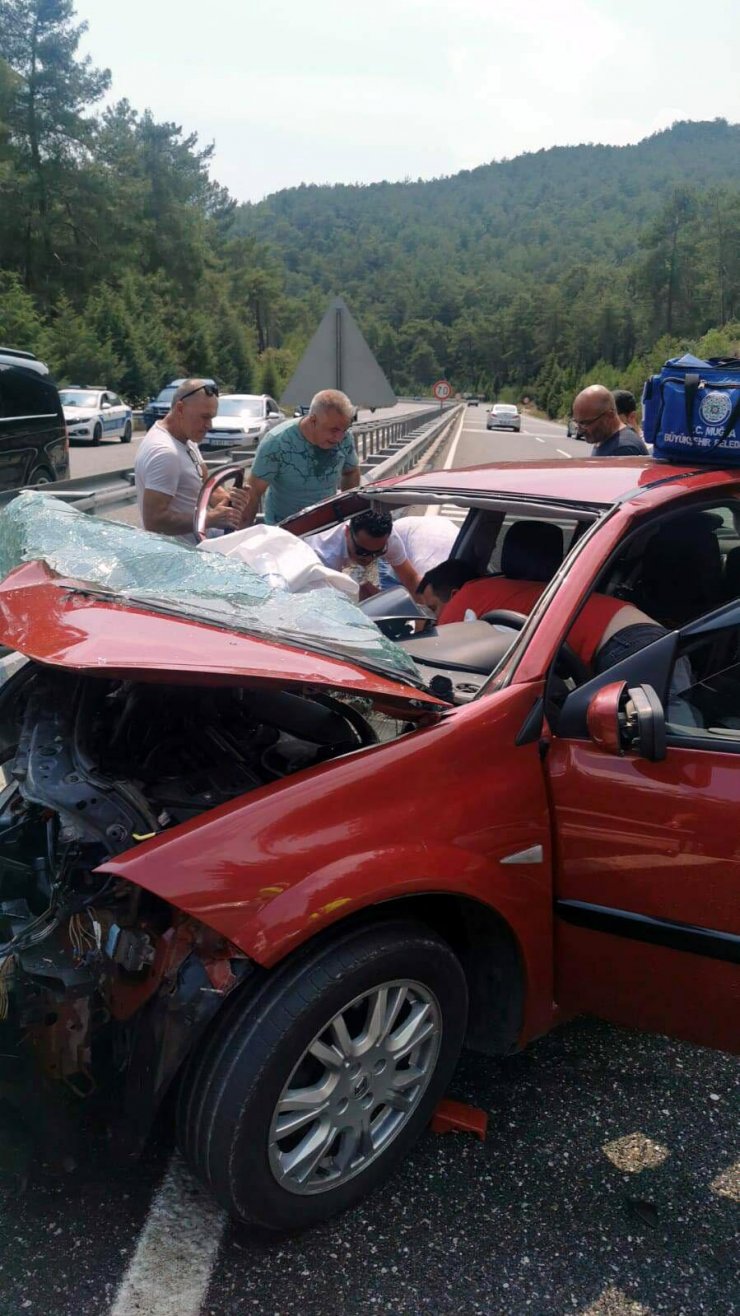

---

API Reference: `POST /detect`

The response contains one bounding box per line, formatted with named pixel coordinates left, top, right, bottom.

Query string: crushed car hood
left=0, top=493, right=441, bottom=709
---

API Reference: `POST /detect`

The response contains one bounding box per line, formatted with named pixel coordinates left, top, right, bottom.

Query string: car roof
left=0, top=348, right=49, bottom=377
left=371, top=459, right=739, bottom=511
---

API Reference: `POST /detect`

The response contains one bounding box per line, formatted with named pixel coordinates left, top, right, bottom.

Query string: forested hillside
left=0, top=1, right=738, bottom=415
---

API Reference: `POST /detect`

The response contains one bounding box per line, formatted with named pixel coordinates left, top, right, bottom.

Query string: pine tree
left=0, top=0, right=110, bottom=299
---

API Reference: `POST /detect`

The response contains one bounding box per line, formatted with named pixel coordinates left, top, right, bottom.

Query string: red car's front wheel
left=177, top=920, right=468, bottom=1230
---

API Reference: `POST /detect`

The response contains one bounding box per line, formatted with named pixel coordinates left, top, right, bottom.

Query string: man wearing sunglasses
left=135, top=379, right=246, bottom=541
left=306, top=509, right=421, bottom=601
left=572, top=384, right=648, bottom=456
left=240, top=389, right=361, bottom=527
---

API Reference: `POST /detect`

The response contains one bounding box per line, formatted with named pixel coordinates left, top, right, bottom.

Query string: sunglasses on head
left=350, top=529, right=385, bottom=559
left=180, top=383, right=219, bottom=402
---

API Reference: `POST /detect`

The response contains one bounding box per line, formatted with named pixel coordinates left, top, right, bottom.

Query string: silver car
left=486, top=403, right=521, bottom=432
left=201, top=394, right=284, bottom=451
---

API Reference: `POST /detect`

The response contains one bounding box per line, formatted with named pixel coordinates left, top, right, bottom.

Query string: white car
left=201, top=394, right=284, bottom=451
left=59, top=387, right=133, bottom=445
left=486, top=403, right=522, bottom=432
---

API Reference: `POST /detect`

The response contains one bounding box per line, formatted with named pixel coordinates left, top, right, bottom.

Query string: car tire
left=28, top=466, right=55, bottom=485
left=176, top=919, right=468, bottom=1231
left=92, top=423, right=102, bottom=446
left=121, top=421, right=132, bottom=443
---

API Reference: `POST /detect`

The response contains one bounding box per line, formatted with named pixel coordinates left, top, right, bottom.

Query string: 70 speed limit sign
left=432, top=379, right=452, bottom=400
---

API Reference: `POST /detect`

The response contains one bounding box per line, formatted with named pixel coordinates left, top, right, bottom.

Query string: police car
left=59, top=387, right=133, bottom=445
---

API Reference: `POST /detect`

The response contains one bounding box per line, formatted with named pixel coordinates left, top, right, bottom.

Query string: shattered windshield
left=0, top=493, right=422, bottom=686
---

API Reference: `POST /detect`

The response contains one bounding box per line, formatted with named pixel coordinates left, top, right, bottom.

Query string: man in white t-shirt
left=134, top=379, right=245, bottom=542
left=378, top=514, right=458, bottom=588
left=306, top=509, right=420, bottom=601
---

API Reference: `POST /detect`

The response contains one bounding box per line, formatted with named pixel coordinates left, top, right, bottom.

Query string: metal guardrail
left=0, top=404, right=459, bottom=521
left=361, top=405, right=462, bottom=482
left=351, top=406, right=452, bottom=465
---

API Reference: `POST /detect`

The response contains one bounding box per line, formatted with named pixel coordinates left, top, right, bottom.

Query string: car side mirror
left=587, top=681, right=666, bottom=761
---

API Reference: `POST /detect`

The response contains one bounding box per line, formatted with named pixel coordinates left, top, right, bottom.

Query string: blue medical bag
left=643, top=353, right=740, bottom=463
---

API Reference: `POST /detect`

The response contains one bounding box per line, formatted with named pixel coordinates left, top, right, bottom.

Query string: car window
left=667, top=625, right=740, bottom=741
left=596, top=498, right=740, bottom=633
left=109, top=394, right=122, bottom=406
left=485, top=513, right=581, bottom=574
left=59, top=389, right=99, bottom=408
left=217, top=398, right=263, bottom=418
left=0, top=366, right=59, bottom=420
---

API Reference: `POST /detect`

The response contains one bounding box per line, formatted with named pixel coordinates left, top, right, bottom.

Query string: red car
left=0, top=457, right=738, bottom=1231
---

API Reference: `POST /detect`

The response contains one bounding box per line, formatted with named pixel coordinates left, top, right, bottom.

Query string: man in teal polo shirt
left=241, top=389, right=360, bottom=525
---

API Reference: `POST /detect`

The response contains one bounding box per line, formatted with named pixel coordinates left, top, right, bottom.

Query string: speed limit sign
left=432, top=379, right=452, bottom=400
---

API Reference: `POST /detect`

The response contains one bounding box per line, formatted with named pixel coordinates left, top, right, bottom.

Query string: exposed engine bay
left=0, top=663, right=405, bottom=1154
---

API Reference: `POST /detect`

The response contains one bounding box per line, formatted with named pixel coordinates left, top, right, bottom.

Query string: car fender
left=98, top=684, right=555, bottom=1037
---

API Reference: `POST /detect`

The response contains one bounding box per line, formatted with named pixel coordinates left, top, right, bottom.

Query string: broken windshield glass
left=0, top=493, right=422, bottom=685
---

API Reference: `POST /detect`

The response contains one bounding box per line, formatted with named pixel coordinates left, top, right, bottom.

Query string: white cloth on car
left=197, top=524, right=360, bottom=600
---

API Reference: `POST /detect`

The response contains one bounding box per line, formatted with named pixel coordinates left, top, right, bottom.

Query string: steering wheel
left=193, top=463, right=246, bottom=542
left=479, top=608, right=590, bottom=685
left=479, top=609, right=529, bottom=629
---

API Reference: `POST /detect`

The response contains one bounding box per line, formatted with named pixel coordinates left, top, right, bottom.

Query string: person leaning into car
left=417, top=558, right=664, bottom=675
left=306, top=508, right=421, bottom=602
left=239, top=389, right=361, bottom=527
left=573, top=385, right=648, bottom=456
left=135, top=379, right=247, bottom=542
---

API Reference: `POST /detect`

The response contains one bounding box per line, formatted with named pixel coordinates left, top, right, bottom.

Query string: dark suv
left=143, top=378, right=218, bottom=431
left=0, top=348, right=69, bottom=488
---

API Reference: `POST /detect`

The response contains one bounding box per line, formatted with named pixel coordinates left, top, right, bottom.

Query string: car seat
left=636, top=512, right=723, bottom=629
left=501, top=520, right=564, bottom=582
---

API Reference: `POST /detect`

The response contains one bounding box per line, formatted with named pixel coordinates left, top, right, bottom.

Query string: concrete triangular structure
left=280, top=296, right=396, bottom=410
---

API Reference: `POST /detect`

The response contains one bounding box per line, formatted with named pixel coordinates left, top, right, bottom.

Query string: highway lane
left=446, top=402, right=586, bottom=468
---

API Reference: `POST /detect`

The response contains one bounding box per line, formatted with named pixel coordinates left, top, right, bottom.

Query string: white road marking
left=535, top=437, right=545, bottom=443
left=556, top=448, right=574, bottom=459
left=443, top=406, right=469, bottom=471
left=110, top=1154, right=225, bottom=1316
left=425, top=406, right=468, bottom=516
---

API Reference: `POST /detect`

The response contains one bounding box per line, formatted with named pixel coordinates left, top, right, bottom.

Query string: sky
left=74, top=0, right=740, bottom=205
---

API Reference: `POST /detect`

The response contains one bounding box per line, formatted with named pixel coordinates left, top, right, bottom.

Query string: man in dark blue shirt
left=573, top=385, right=649, bottom=456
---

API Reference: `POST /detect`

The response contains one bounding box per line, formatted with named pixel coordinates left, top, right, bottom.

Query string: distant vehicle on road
left=0, top=346, right=69, bottom=487
left=142, top=378, right=218, bottom=432
left=201, top=394, right=284, bottom=451
left=566, top=417, right=584, bottom=439
left=466, top=398, right=479, bottom=407
left=487, top=403, right=521, bottom=432
left=59, top=387, right=133, bottom=445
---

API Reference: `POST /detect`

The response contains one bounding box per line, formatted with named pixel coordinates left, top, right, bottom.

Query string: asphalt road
left=447, top=403, right=587, bottom=468
left=1, top=402, right=737, bottom=1316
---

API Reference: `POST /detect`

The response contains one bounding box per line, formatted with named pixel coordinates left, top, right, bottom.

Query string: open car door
left=546, top=604, right=740, bottom=1054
